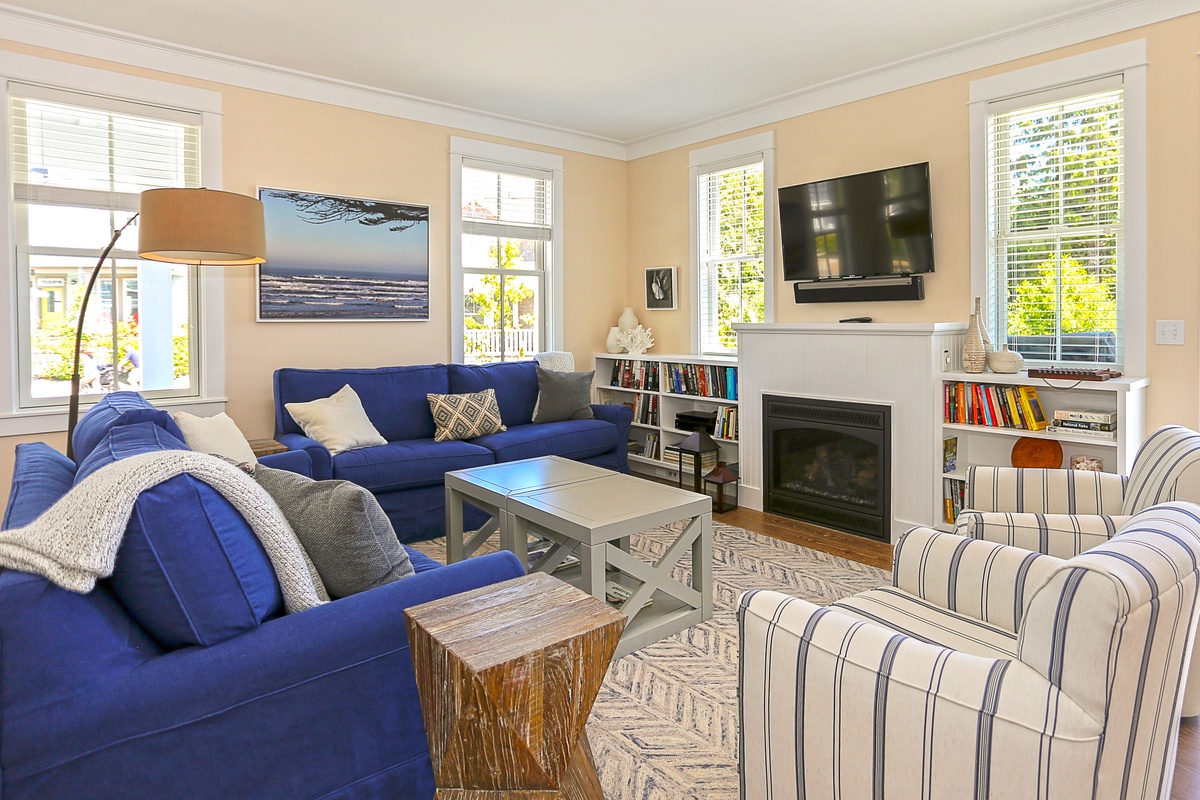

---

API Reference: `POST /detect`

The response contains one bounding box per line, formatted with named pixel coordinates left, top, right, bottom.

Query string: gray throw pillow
left=253, top=465, right=413, bottom=598
left=532, top=366, right=595, bottom=424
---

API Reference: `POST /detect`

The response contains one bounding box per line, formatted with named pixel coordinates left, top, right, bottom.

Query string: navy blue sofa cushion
left=448, top=361, right=539, bottom=428
left=276, top=364, right=449, bottom=443
left=473, top=419, right=619, bottom=463
left=2, top=442, right=76, bottom=529
left=71, top=391, right=185, bottom=464
left=78, top=422, right=285, bottom=649
left=332, top=439, right=495, bottom=491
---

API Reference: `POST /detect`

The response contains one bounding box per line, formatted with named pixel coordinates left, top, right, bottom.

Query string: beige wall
left=628, top=14, right=1200, bottom=431
left=3, top=15, right=1200, bottom=508
left=0, top=40, right=628, bottom=502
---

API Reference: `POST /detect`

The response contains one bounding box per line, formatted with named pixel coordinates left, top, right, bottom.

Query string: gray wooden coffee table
left=444, top=456, right=611, bottom=564
left=504, top=472, right=712, bottom=658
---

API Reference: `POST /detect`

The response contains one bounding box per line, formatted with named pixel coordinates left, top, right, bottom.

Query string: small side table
left=405, top=573, right=626, bottom=799
left=247, top=438, right=287, bottom=458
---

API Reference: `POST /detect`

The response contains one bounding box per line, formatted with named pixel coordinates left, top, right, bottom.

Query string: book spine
left=1047, top=424, right=1117, bottom=440
left=1053, top=409, right=1117, bottom=424
left=1053, top=419, right=1117, bottom=432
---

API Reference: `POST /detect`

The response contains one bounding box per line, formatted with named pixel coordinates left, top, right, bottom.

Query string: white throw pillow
left=284, top=384, right=387, bottom=455
left=173, top=411, right=258, bottom=464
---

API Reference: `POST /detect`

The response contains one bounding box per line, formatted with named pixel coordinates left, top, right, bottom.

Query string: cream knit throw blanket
left=0, top=450, right=328, bottom=612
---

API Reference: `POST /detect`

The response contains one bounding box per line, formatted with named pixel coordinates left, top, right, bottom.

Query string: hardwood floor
left=716, top=506, right=1200, bottom=798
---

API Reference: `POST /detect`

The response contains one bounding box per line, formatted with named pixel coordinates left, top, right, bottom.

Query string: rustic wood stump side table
left=405, top=573, right=627, bottom=799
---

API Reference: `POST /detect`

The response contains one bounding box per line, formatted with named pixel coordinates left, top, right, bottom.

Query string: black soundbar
left=793, top=275, right=924, bottom=304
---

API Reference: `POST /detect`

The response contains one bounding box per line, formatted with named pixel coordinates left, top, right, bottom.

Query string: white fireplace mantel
left=733, top=322, right=967, bottom=542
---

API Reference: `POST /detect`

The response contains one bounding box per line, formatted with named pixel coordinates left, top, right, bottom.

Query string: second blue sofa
left=273, top=360, right=633, bottom=542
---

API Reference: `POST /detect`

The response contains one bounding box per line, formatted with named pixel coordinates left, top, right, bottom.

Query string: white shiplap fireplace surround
left=733, top=322, right=966, bottom=543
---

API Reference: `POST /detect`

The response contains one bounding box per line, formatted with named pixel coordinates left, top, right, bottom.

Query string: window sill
left=0, top=396, right=228, bottom=438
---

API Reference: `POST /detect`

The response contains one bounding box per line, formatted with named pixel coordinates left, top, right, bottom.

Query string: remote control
left=839, top=316, right=872, bottom=323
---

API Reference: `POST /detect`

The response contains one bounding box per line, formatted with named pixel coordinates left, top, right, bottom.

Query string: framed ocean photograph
left=645, top=266, right=676, bottom=310
left=257, top=188, right=430, bottom=321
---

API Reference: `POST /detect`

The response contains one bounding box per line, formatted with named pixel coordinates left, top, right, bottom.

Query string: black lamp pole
left=65, top=214, right=139, bottom=460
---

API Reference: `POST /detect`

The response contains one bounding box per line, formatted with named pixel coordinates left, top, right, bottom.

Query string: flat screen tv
left=779, top=162, right=934, bottom=283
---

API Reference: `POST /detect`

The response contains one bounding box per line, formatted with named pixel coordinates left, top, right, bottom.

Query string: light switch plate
left=1156, top=320, right=1185, bottom=345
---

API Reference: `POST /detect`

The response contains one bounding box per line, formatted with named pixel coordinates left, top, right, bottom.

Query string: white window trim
left=688, top=131, right=775, bottom=355
left=449, top=136, right=564, bottom=363
left=0, top=51, right=228, bottom=436
left=969, top=40, right=1146, bottom=375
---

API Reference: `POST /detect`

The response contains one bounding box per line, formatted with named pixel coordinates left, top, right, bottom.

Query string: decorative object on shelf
left=986, top=344, right=1025, bottom=374
left=1010, top=436, right=1063, bottom=468
left=962, top=308, right=988, bottom=374
left=645, top=266, right=677, bottom=311
left=1070, top=454, right=1105, bottom=472
left=617, top=306, right=640, bottom=332
left=605, top=327, right=622, bottom=354
left=703, top=462, right=739, bottom=513
left=974, top=297, right=993, bottom=354
left=66, top=188, right=267, bottom=460
left=257, top=188, right=429, bottom=321
left=675, top=430, right=720, bottom=493
left=616, top=325, right=654, bottom=356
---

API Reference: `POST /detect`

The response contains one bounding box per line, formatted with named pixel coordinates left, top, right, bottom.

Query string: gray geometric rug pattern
left=410, top=521, right=890, bottom=800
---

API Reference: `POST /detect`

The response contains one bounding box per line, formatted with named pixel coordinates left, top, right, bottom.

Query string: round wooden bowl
left=1010, top=436, right=1063, bottom=469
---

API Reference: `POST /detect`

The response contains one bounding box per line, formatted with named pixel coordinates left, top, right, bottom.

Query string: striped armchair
left=739, top=503, right=1200, bottom=800
left=954, top=425, right=1200, bottom=557
left=953, top=424, right=1200, bottom=714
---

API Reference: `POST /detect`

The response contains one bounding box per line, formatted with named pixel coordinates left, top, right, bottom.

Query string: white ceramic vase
left=987, top=345, right=1025, bottom=374
left=974, top=297, right=993, bottom=354
left=617, top=307, right=639, bottom=332
left=604, top=327, right=622, bottom=354
left=962, top=312, right=987, bottom=373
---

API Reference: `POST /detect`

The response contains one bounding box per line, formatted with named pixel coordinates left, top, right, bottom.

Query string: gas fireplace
left=763, top=395, right=891, bottom=541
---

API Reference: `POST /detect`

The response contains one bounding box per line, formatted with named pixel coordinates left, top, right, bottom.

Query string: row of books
left=622, top=393, right=660, bottom=426
left=608, top=359, right=659, bottom=391
left=662, top=444, right=720, bottom=472
left=712, top=405, right=739, bottom=440
left=943, top=478, right=966, bottom=524
left=664, top=362, right=737, bottom=400
left=944, top=382, right=1049, bottom=431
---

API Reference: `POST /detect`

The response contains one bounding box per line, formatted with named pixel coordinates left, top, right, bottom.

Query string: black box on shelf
left=675, top=410, right=718, bottom=433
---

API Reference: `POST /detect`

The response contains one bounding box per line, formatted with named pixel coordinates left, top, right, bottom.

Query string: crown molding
left=0, top=4, right=628, bottom=160
left=625, top=0, right=1199, bottom=159
left=0, top=0, right=1196, bottom=162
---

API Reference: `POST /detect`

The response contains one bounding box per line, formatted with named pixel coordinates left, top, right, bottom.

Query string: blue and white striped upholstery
left=1123, top=425, right=1200, bottom=514
left=739, top=502, right=1200, bottom=800
left=954, top=425, right=1200, bottom=715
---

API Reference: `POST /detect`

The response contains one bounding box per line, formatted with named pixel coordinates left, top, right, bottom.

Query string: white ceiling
left=0, top=0, right=1194, bottom=157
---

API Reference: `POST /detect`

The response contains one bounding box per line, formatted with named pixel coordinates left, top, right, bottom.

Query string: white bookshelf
left=592, top=353, right=739, bottom=480
left=937, top=370, right=1149, bottom=530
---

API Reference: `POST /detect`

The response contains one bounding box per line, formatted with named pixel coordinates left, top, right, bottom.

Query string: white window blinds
left=697, top=158, right=765, bottom=354
left=985, top=78, right=1124, bottom=366
left=12, top=84, right=201, bottom=207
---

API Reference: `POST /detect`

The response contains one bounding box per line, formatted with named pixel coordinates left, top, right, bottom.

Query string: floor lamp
left=65, top=188, right=266, bottom=460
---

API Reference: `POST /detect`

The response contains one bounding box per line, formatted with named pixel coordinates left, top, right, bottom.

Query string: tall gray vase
left=974, top=296, right=993, bottom=354
left=963, top=312, right=987, bottom=373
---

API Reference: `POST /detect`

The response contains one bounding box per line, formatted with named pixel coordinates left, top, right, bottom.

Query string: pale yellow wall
left=628, top=14, right=1200, bottom=432
left=0, top=40, right=627, bottom=503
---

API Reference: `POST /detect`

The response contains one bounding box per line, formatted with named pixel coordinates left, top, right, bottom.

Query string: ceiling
left=0, top=0, right=1191, bottom=156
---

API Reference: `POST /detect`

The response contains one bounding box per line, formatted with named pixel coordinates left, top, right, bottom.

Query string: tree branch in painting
left=265, top=191, right=424, bottom=232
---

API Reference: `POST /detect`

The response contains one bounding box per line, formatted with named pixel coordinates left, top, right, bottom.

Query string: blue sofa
left=274, top=361, right=633, bottom=541
left=0, top=393, right=525, bottom=800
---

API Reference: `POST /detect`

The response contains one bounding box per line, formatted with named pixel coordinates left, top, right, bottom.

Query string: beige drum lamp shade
left=139, top=187, right=267, bottom=265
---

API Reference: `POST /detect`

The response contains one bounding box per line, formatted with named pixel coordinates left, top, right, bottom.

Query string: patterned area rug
left=410, top=521, right=889, bottom=800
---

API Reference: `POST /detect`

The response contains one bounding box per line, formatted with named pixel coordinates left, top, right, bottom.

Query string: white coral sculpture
left=617, top=324, right=654, bottom=355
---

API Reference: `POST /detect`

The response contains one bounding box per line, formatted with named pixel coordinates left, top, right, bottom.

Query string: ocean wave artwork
left=259, top=274, right=429, bottom=320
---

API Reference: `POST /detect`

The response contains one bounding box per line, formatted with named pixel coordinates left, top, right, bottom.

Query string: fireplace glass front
left=764, top=395, right=891, bottom=541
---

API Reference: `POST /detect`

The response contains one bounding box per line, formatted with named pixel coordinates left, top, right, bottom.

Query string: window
left=450, top=138, right=563, bottom=364
left=972, top=42, right=1146, bottom=372
left=10, top=82, right=201, bottom=407
left=691, top=133, right=774, bottom=355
